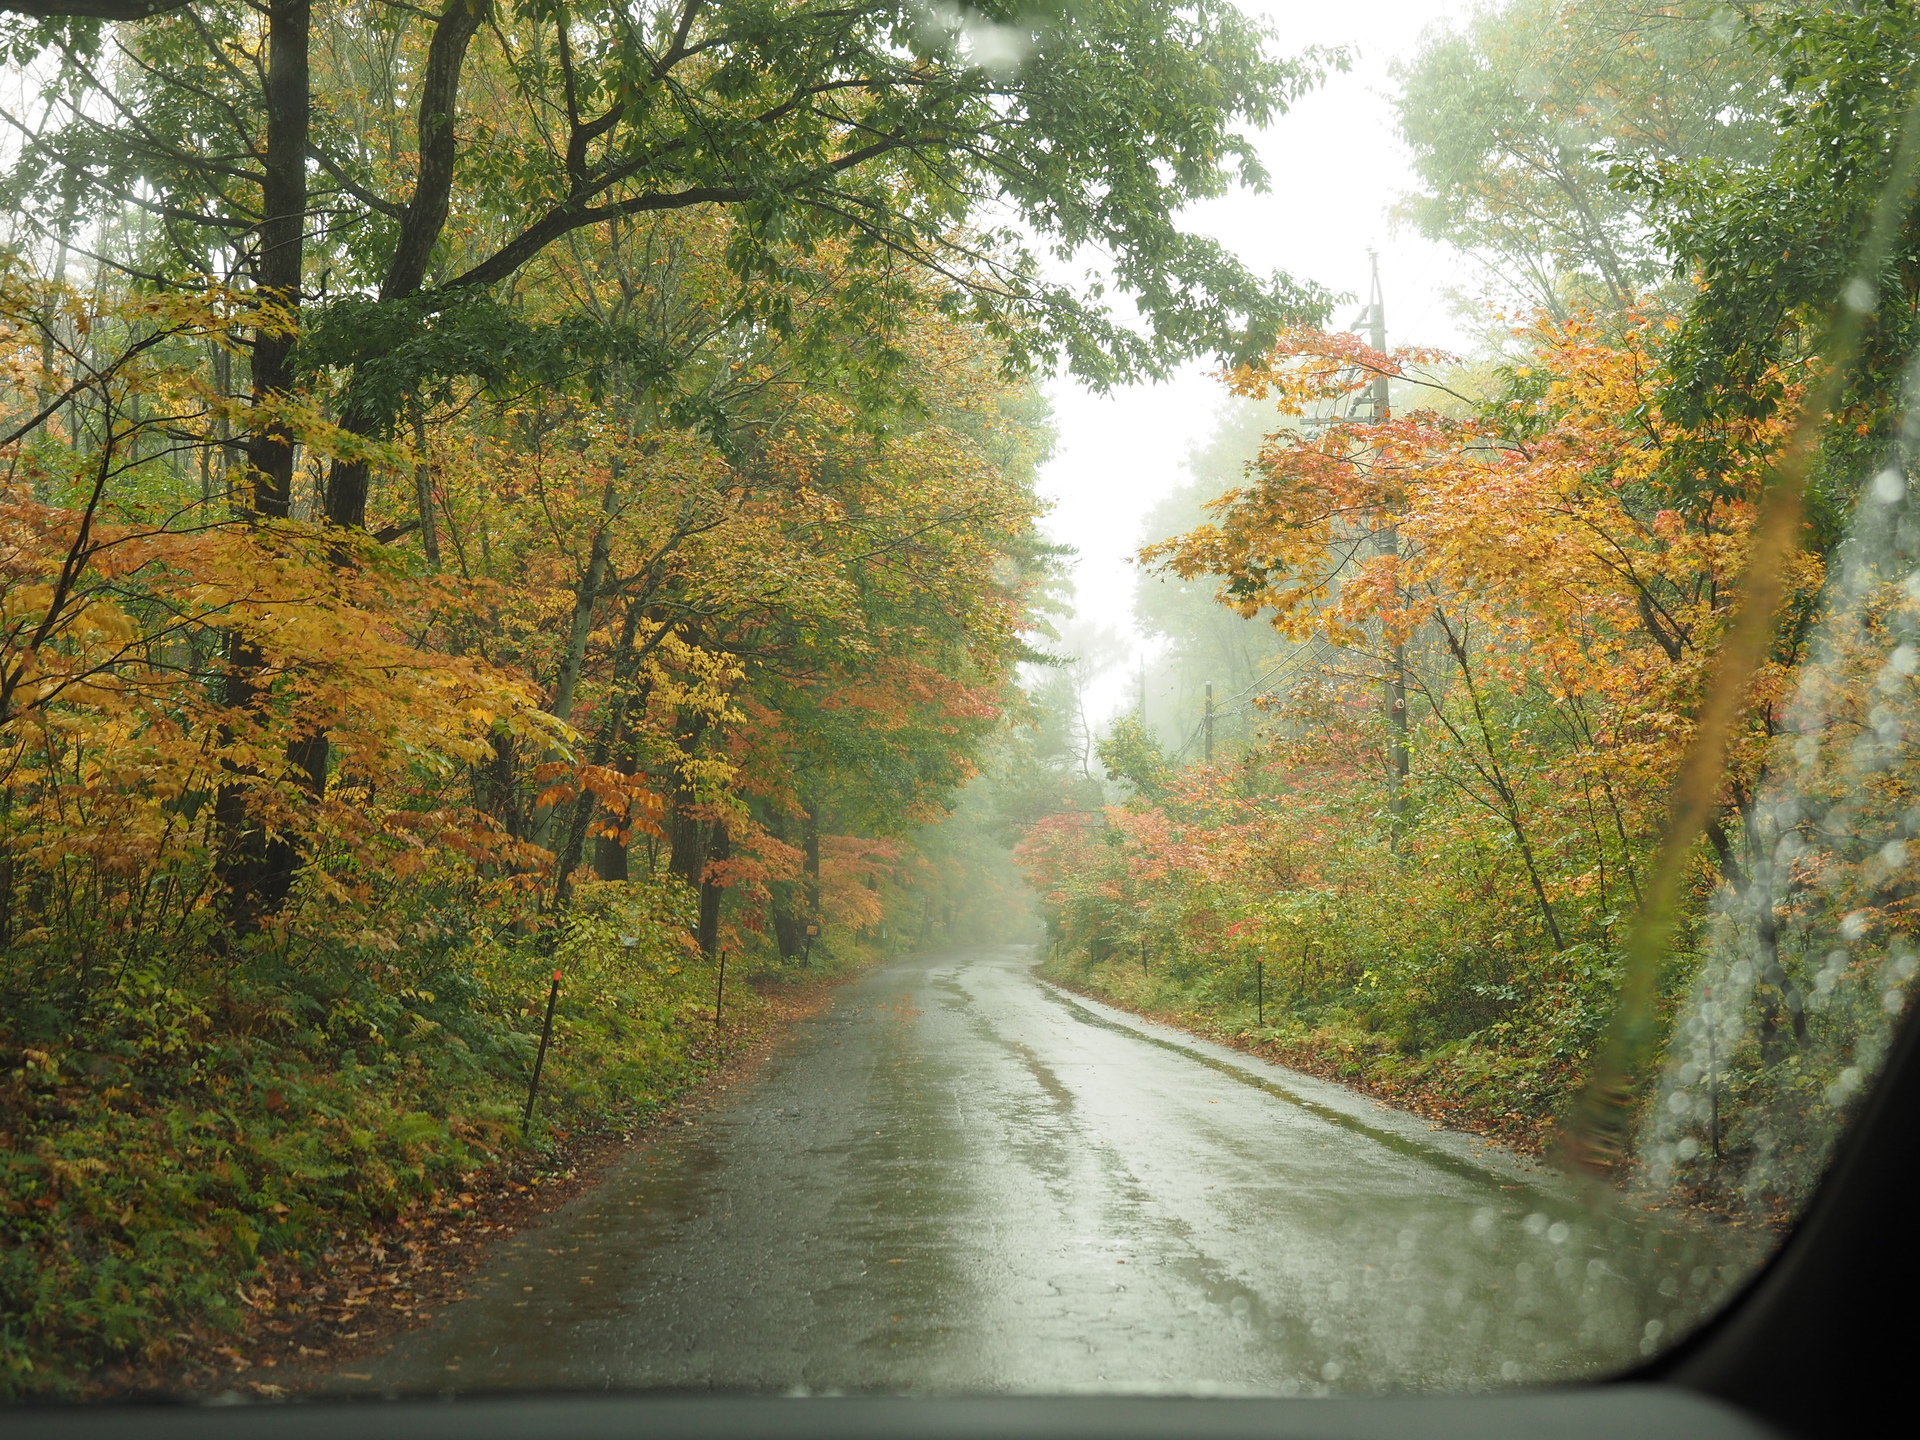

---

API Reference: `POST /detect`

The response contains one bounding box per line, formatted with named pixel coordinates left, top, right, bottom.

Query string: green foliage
left=1646, top=1, right=1920, bottom=546
left=1394, top=0, right=1774, bottom=316
left=3, top=0, right=1339, bottom=386
left=296, top=295, right=682, bottom=428
left=1095, top=715, right=1173, bottom=799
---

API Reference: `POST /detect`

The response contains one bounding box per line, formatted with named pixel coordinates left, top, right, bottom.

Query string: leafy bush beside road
left=0, top=878, right=834, bottom=1393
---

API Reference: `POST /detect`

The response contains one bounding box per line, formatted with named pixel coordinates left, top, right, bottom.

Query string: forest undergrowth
left=1, top=878, right=891, bottom=1394
left=59, top=930, right=876, bottom=1400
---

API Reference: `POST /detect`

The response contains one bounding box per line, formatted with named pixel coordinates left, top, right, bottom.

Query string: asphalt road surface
left=333, top=946, right=1759, bottom=1396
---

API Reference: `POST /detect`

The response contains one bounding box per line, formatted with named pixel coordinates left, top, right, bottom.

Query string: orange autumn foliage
left=1029, top=309, right=1824, bottom=1146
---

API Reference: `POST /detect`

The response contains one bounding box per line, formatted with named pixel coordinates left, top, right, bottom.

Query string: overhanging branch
left=1, top=0, right=194, bottom=18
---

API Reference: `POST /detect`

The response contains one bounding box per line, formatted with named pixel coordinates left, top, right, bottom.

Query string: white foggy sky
left=1035, top=0, right=1484, bottom=721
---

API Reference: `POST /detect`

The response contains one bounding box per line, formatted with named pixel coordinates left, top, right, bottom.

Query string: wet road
left=336, top=946, right=1757, bottom=1396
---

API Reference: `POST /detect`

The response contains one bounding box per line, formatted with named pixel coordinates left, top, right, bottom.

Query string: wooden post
left=713, top=946, right=727, bottom=1027
left=522, top=969, right=561, bottom=1133
left=1256, top=959, right=1264, bottom=1027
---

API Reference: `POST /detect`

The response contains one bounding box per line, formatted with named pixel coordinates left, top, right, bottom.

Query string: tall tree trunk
left=243, top=0, right=308, bottom=523
left=696, top=820, right=729, bottom=957
left=1377, top=528, right=1409, bottom=850
left=533, top=491, right=615, bottom=853
left=322, top=0, right=487, bottom=532
left=591, top=799, right=631, bottom=882
left=665, top=709, right=711, bottom=897
left=214, top=0, right=311, bottom=933
left=411, top=401, right=440, bottom=570
left=668, top=810, right=707, bottom=892
left=765, top=807, right=805, bottom=960
left=478, top=726, right=528, bottom=840
left=553, top=602, right=657, bottom=906
left=548, top=500, right=615, bottom=727
left=803, top=800, right=821, bottom=927
left=0, top=788, right=14, bottom=948
left=587, top=604, right=674, bottom=885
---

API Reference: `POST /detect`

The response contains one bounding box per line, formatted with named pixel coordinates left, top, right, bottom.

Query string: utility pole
left=1204, top=681, right=1215, bottom=763
left=1364, top=252, right=1410, bottom=851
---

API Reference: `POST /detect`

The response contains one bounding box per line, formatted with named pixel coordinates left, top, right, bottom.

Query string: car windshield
left=1, top=0, right=1916, bottom=1405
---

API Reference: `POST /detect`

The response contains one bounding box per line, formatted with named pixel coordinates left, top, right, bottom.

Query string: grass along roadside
left=1040, top=951, right=1583, bottom=1156
left=1042, top=950, right=1803, bottom=1239
left=0, top=874, right=879, bottom=1399
left=211, top=959, right=868, bottom=1399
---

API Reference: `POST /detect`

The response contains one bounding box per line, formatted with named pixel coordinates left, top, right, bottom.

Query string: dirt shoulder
left=128, top=964, right=864, bottom=1401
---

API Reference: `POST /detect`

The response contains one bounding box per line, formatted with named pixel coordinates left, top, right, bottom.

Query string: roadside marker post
left=523, top=968, right=562, bottom=1135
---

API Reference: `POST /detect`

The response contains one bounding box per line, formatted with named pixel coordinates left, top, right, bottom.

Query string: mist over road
left=335, top=946, right=1743, bottom=1396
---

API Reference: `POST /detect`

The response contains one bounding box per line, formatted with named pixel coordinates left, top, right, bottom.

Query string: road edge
left=1032, top=966, right=1569, bottom=1195
left=146, top=959, right=879, bottom=1402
